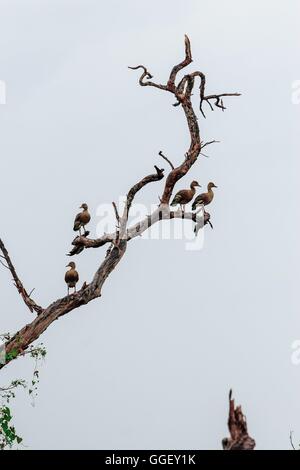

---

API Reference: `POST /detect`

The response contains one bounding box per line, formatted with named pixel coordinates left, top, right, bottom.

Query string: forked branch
left=129, top=35, right=239, bottom=203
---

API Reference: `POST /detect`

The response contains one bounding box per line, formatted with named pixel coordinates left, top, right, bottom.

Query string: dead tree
left=0, top=36, right=240, bottom=370
left=222, top=390, right=256, bottom=450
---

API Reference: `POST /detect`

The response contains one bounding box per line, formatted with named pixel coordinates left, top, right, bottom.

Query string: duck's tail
left=170, top=195, right=181, bottom=206
left=192, top=198, right=203, bottom=211
left=73, top=222, right=81, bottom=231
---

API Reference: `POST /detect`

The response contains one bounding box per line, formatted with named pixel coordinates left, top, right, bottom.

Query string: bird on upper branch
left=73, top=203, right=91, bottom=236
left=170, top=181, right=201, bottom=212
left=192, top=182, right=217, bottom=211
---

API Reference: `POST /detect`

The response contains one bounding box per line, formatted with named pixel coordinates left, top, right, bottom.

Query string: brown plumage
left=170, top=181, right=201, bottom=212
left=192, top=182, right=217, bottom=211
left=65, top=262, right=79, bottom=295
left=73, top=203, right=91, bottom=235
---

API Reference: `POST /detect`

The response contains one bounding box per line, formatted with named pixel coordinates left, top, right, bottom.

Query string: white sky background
left=0, top=0, right=299, bottom=450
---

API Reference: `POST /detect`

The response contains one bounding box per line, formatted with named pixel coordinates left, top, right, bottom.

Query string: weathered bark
left=222, top=390, right=256, bottom=450
left=0, top=36, right=239, bottom=370
left=69, top=208, right=210, bottom=253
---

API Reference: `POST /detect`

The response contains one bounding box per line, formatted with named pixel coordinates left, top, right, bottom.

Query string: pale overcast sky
left=0, top=0, right=299, bottom=450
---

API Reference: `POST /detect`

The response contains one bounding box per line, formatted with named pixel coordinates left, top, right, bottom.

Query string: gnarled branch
left=222, top=390, right=256, bottom=450
left=200, top=92, right=241, bottom=118
left=124, top=165, right=164, bottom=218
left=129, top=36, right=239, bottom=205
left=159, top=151, right=175, bottom=170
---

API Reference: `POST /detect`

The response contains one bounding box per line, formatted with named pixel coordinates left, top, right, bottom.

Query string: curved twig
left=0, top=239, right=43, bottom=315
left=128, top=65, right=167, bottom=91
left=159, top=151, right=175, bottom=170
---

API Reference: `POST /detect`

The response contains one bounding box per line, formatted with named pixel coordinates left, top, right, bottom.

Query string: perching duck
left=73, top=203, right=91, bottom=235
left=65, top=262, right=79, bottom=295
left=192, top=182, right=217, bottom=211
left=170, top=181, right=201, bottom=212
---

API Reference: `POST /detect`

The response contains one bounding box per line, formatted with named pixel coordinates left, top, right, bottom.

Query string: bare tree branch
left=112, top=202, right=120, bottom=227
left=222, top=390, right=256, bottom=450
left=0, top=258, right=10, bottom=270
left=168, top=34, right=192, bottom=90
left=200, top=92, right=241, bottom=118
left=129, top=36, right=239, bottom=204
left=201, top=140, right=220, bottom=149
left=290, top=431, right=297, bottom=450
left=127, top=65, right=168, bottom=91
left=159, top=151, right=175, bottom=170
left=0, top=239, right=43, bottom=315
left=124, top=165, right=164, bottom=218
